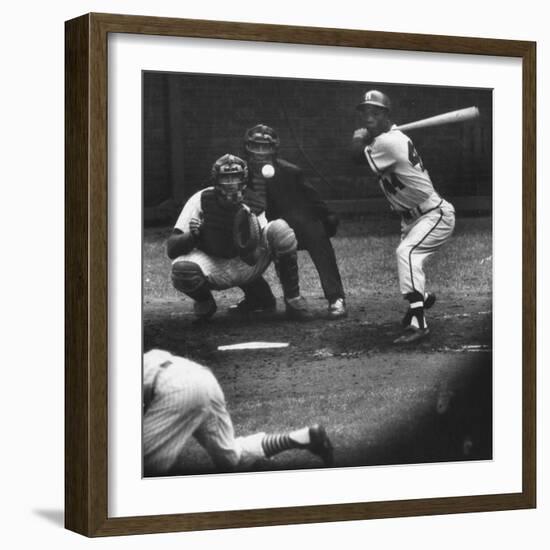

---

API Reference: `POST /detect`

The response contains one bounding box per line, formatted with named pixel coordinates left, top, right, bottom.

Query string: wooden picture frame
left=65, top=12, right=536, bottom=537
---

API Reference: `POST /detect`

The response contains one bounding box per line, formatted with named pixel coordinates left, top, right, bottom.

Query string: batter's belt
left=401, top=194, right=443, bottom=223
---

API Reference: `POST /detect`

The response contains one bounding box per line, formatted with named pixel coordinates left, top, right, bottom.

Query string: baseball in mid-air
left=261, top=164, right=275, bottom=178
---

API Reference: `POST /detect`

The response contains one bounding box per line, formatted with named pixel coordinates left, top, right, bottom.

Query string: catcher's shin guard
left=171, top=261, right=210, bottom=301
left=266, top=219, right=297, bottom=257
left=172, top=261, right=216, bottom=318
left=275, top=252, right=300, bottom=300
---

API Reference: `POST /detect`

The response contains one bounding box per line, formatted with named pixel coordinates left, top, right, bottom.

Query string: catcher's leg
left=266, top=219, right=313, bottom=321
left=171, top=260, right=217, bottom=319
left=230, top=276, right=277, bottom=314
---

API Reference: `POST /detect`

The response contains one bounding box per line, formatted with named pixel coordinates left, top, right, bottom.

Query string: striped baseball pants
left=143, top=351, right=266, bottom=475
left=171, top=219, right=295, bottom=290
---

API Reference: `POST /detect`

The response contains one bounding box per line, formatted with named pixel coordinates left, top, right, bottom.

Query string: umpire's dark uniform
left=262, top=158, right=345, bottom=303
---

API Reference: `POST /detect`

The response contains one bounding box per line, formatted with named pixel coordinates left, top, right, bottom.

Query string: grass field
left=143, top=215, right=493, bottom=475
left=144, top=215, right=492, bottom=303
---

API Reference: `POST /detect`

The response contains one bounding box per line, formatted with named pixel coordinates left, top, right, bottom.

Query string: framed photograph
left=65, top=13, right=536, bottom=537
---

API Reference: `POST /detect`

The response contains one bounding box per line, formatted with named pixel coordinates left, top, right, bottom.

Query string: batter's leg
left=394, top=206, right=455, bottom=343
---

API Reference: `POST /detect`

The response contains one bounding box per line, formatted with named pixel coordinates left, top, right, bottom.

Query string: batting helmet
left=211, top=154, right=248, bottom=206
left=356, top=90, right=391, bottom=111
left=244, top=124, right=280, bottom=158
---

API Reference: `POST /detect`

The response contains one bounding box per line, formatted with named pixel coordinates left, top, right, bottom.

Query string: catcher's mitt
left=233, top=205, right=261, bottom=265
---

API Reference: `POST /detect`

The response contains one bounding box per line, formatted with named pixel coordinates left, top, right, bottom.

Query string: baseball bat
left=394, top=106, right=480, bottom=132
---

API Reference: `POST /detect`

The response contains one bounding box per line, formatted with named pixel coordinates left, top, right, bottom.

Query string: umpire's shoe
left=307, top=424, right=334, bottom=467
left=401, top=292, right=436, bottom=327
left=393, top=325, right=430, bottom=344
left=328, top=297, right=347, bottom=319
left=285, top=295, right=314, bottom=321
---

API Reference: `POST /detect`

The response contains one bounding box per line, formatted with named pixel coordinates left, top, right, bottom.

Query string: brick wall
left=143, top=72, right=492, bottom=207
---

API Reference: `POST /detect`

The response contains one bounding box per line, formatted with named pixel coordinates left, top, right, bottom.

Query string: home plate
left=217, top=342, right=290, bottom=351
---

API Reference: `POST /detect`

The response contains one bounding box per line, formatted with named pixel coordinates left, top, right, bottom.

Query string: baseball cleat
left=307, top=424, right=334, bottom=467
left=193, top=295, right=217, bottom=319
left=393, top=326, right=430, bottom=344
left=284, top=295, right=314, bottom=321
left=228, top=297, right=276, bottom=315
left=401, top=292, right=436, bottom=327
left=328, top=298, right=347, bottom=319
left=424, top=292, right=437, bottom=310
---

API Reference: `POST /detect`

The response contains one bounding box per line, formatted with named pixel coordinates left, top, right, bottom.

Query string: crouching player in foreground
left=166, top=153, right=312, bottom=321
left=143, top=349, right=334, bottom=475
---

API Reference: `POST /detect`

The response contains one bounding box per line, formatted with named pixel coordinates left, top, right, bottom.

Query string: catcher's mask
left=211, top=154, right=249, bottom=207
left=244, top=124, right=280, bottom=164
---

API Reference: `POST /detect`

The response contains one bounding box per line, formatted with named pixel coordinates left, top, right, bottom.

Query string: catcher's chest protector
left=200, top=189, right=264, bottom=258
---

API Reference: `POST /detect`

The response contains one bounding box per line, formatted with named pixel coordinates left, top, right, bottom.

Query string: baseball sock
left=261, top=428, right=311, bottom=457
left=409, top=303, right=427, bottom=329
left=405, top=291, right=427, bottom=329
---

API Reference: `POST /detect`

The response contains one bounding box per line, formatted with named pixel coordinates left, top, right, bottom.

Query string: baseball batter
left=143, top=349, right=334, bottom=475
left=166, top=153, right=312, bottom=321
left=351, top=90, right=455, bottom=343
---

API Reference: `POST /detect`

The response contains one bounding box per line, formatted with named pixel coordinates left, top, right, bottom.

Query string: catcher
left=166, top=153, right=312, bottom=321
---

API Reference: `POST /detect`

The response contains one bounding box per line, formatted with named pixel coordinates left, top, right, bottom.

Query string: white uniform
left=172, top=188, right=283, bottom=289
left=363, top=128, right=455, bottom=297
left=143, top=349, right=266, bottom=475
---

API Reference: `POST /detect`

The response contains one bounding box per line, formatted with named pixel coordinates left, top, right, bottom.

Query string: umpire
left=233, top=124, right=347, bottom=319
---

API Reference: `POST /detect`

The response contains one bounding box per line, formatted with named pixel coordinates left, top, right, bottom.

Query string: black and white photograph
left=142, top=72, right=493, bottom=477
left=4, top=0, right=543, bottom=545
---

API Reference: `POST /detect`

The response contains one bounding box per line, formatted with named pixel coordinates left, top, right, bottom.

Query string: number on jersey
left=380, top=173, right=405, bottom=195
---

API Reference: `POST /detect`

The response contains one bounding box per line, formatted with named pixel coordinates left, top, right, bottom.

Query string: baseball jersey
left=364, top=127, right=440, bottom=212
left=143, top=349, right=268, bottom=474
